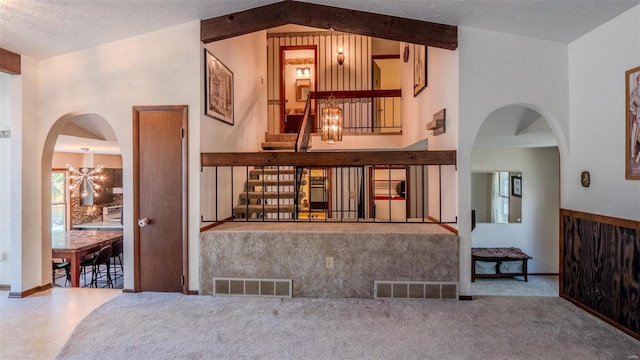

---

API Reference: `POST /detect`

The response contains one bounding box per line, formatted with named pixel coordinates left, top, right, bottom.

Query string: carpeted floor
left=57, top=293, right=639, bottom=359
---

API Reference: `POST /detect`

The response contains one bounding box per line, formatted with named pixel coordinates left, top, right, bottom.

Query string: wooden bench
left=471, top=247, right=532, bottom=282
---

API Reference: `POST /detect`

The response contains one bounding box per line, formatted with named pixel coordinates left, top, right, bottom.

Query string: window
left=51, top=170, right=68, bottom=233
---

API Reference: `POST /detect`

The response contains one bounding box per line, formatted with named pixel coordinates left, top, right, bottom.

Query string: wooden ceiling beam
left=0, top=47, right=21, bottom=75
left=201, top=1, right=458, bottom=50
left=201, top=2, right=291, bottom=43
left=287, top=2, right=457, bottom=50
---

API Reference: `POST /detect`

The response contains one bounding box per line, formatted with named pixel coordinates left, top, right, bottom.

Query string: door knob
left=138, top=218, right=150, bottom=227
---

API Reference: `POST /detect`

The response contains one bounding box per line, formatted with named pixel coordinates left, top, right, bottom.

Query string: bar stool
left=52, top=260, right=71, bottom=286
left=80, top=245, right=113, bottom=288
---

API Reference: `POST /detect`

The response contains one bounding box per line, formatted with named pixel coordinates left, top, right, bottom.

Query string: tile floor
left=0, top=287, right=121, bottom=360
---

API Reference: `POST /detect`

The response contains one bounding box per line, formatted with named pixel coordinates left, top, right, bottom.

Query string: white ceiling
left=2, top=0, right=637, bottom=152
left=2, top=0, right=637, bottom=60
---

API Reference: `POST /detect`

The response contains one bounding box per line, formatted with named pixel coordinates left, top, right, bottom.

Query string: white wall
left=0, top=73, right=12, bottom=285
left=9, top=55, right=41, bottom=292
left=402, top=45, right=459, bottom=151
left=36, top=21, right=201, bottom=291
left=458, top=27, right=569, bottom=296
left=200, top=31, right=268, bottom=225
left=471, top=147, right=560, bottom=273
left=567, top=5, right=640, bottom=220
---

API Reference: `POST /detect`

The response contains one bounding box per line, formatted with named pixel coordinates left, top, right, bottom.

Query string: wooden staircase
left=233, top=134, right=305, bottom=220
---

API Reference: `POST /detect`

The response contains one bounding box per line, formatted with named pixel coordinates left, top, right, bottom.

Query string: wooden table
left=52, top=230, right=123, bottom=287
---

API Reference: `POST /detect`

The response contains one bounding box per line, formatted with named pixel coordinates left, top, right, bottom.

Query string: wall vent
left=213, top=277, right=292, bottom=297
left=374, top=281, right=458, bottom=300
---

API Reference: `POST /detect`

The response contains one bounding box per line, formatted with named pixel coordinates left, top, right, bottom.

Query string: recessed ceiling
left=474, top=106, right=557, bottom=149
left=1, top=0, right=638, bottom=60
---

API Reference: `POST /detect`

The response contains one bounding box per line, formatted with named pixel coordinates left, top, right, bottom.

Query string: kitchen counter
left=73, top=221, right=123, bottom=230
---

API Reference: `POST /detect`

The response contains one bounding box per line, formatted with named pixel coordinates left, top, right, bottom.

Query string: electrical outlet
left=325, top=256, right=334, bottom=269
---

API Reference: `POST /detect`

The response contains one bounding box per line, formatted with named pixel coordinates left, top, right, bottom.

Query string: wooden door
left=133, top=105, right=188, bottom=293
left=372, top=62, right=382, bottom=133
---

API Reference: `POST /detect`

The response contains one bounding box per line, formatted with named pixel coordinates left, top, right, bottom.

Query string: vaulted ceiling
left=1, top=0, right=637, bottom=60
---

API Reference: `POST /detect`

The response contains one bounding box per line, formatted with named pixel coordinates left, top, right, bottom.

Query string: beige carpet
left=57, top=293, right=639, bottom=359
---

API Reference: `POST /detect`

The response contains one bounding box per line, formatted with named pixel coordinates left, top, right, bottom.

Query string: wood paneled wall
left=267, top=31, right=372, bottom=133
left=560, top=209, right=640, bottom=340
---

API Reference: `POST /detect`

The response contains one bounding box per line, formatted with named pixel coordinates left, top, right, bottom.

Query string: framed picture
left=204, top=49, right=234, bottom=125
left=511, top=176, right=522, bottom=197
left=625, top=65, right=640, bottom=180
left=413, top=44, right=427, bottom=97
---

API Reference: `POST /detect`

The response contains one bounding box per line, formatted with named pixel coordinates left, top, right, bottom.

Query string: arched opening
left=42, top=112, right=124, bottom=289
left=470, top=104, right=560, bottom=297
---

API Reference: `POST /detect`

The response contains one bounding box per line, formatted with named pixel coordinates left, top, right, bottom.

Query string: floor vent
left=213, top=277, right=292, bottom=297
left=374, top=281, right=458, bottom=300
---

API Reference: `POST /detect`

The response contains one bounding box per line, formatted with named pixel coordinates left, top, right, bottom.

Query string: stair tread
left=265, top=133, right=298, bottom=142
left=249, top=169, right=296, bottom=175
left=234, top=204, right=296, bottom=214
left=261, top=142, right=296, bottom=150
left=240, top=191, right=297, bottom=199
left=247, top=179, right=306, bottom=186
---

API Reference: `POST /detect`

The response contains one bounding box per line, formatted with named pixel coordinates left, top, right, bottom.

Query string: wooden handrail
left=311, top=89, right=401, bottom=99
left=295, top=95, right=313, bottom=152
left=202, top=150, right=456, bottom=167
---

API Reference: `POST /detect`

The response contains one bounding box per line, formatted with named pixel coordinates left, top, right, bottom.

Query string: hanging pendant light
left=321, top=96, right=343, bottom=144
left=66, top=164, right=105, bottom=198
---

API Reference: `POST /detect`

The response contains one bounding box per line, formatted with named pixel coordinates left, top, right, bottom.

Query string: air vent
left=213, top=277, right=292, bottom=297
left=374, top=281, right=458, bottom=300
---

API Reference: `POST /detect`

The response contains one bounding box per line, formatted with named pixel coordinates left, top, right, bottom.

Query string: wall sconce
left=321, top=97, right=343, bottom=144
left=427, top=109, right=446, bottom=136
left=337, top=47, right=345, bottom=65
left=296, top=67, right=310, bottom=77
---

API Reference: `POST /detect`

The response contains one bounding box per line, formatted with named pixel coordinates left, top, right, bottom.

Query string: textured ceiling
left=1, top=0, right=638, bottom=60
left=2, top=0, right=637, bottom=152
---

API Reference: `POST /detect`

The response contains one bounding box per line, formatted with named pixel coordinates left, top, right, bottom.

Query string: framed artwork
left=413, top=44, right=427, bottom=97
left=204, top=49, right=234, bottom=125
left=511, top=176, right=522, bottom=197
left=625, top=65, right=640, bottom=180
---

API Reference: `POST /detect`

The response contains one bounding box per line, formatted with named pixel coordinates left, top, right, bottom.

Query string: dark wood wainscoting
left=560, top=209, right=640, bottom=340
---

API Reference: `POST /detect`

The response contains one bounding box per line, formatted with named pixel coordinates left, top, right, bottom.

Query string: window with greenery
left=51, top=170, right=68, bottom=233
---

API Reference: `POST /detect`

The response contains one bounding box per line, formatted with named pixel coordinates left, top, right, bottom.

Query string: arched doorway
left=470, top=104, right=560, bottom=297
left=42, top=112, right=124, bottom=289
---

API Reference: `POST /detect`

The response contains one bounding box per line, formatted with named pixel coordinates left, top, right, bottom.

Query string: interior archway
left=42, top=112, right=123, bottom=289
left=470, top=104, right=560, bottom=297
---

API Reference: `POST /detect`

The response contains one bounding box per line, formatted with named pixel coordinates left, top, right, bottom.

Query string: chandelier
left=321, top=96, right=343, bottom=144
left=66, top=164, right=105, bottom=198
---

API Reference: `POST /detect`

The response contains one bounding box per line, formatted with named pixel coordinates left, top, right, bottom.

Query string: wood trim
left=559, top=209, right=640, bottom=340
left=560, top=208, right=640, bottom=229
left=200, top=217, right=234, bottom=232
left=132, top=105, right=189, bottom=294
left=187, top=290, right=199, bottom=295
left=8, top=283, right=52, bottom=298
left=201, top=1, right=458, bottom=50
left=0, top=284, right=10, bottom=291
left=427, top=216, right=458, bottom=235
left=311, top=89, right=401, bottom=99
left=180, top=106, right=189, bottom=295
left=0, top=47, right=21, bottom=75
left=122, top=288, right=137, bottom=293
left=202, top=150, right=456, bottom=167
left=132, top=107, right=141, bottom=293
left=459, top=295, right=473, bottom=301
left=372, top=55, right=400, bottom=60
left=560, top=295, right=640, bottom=341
